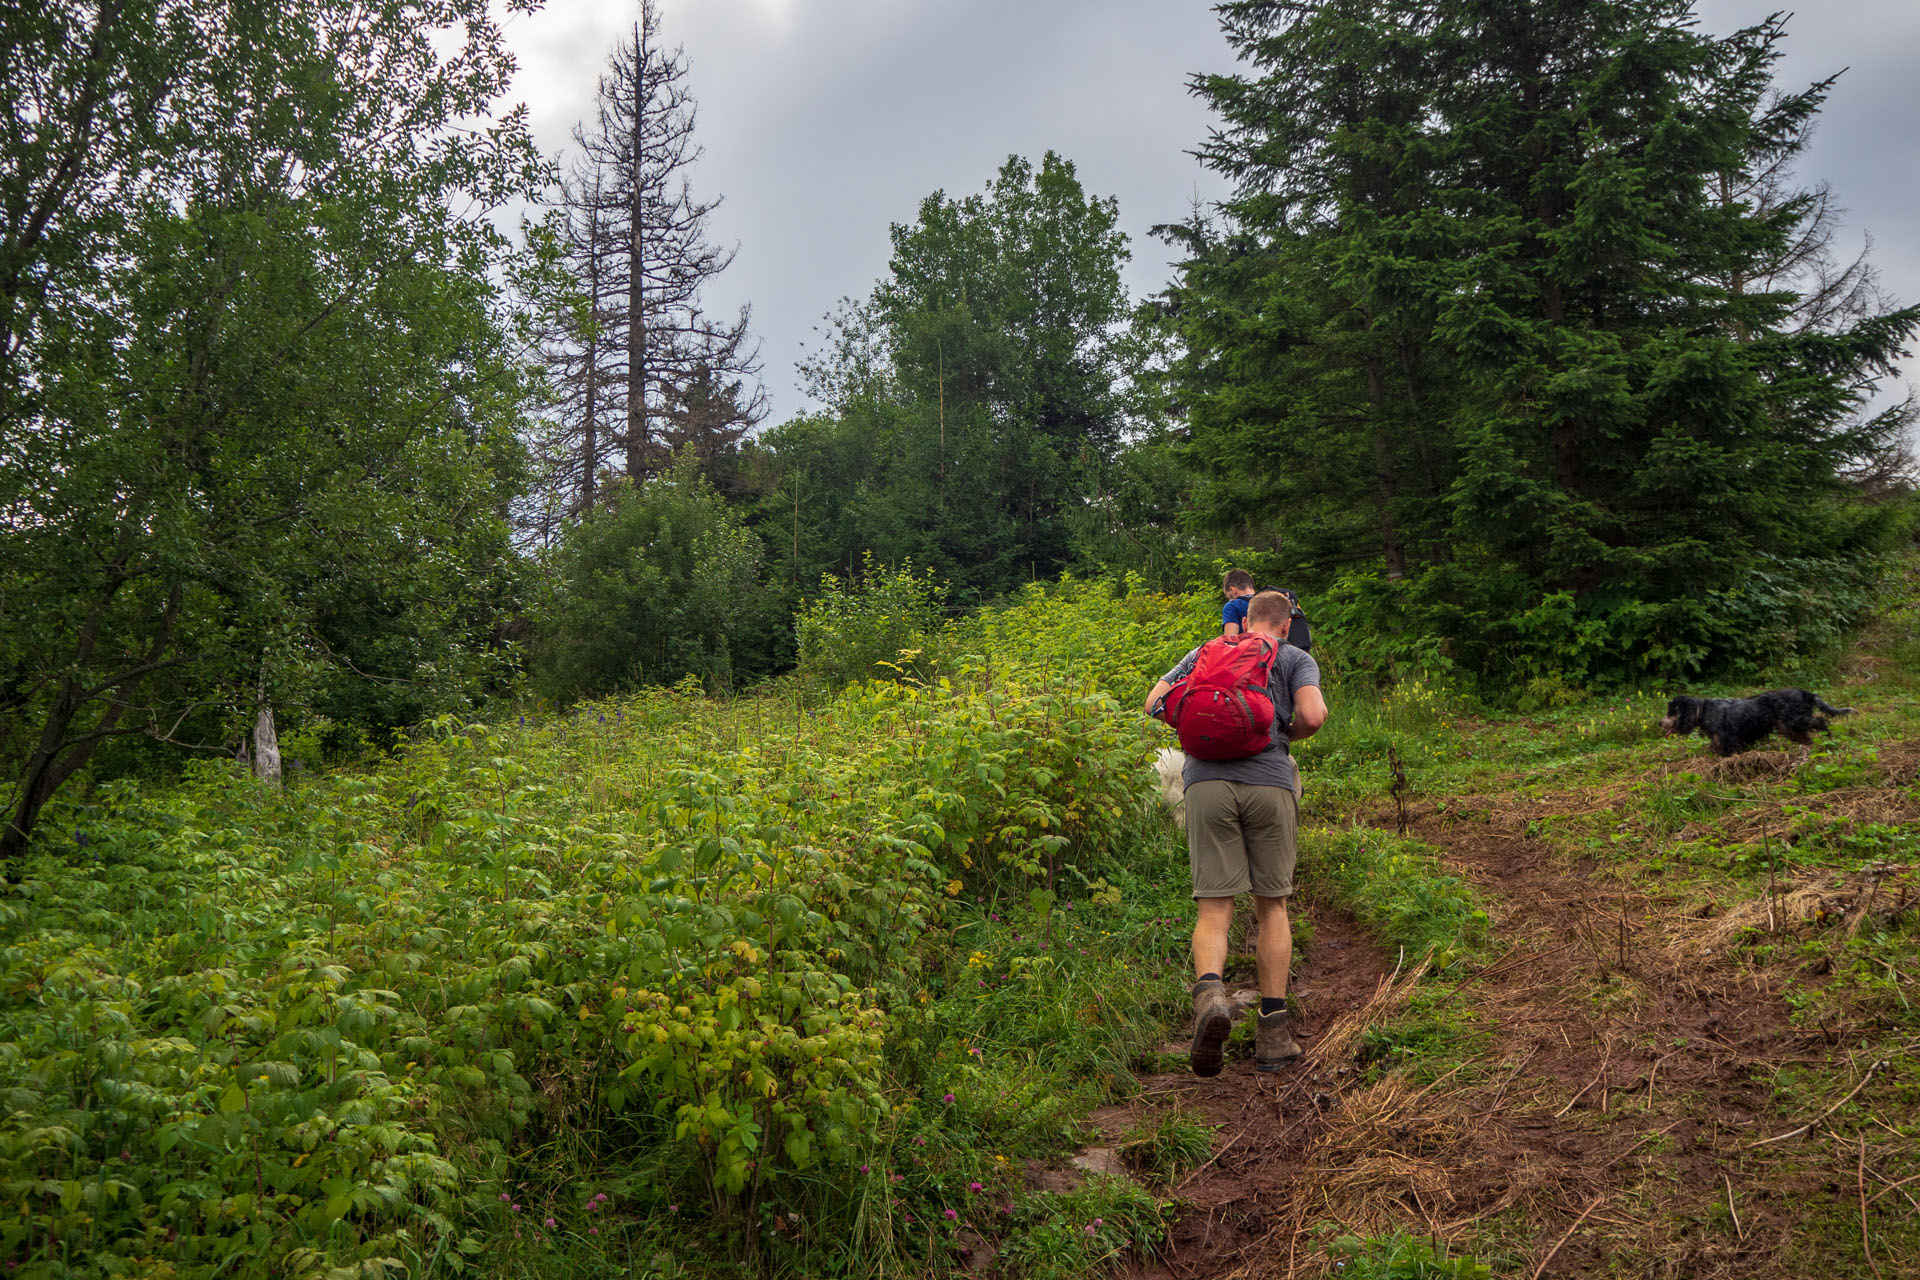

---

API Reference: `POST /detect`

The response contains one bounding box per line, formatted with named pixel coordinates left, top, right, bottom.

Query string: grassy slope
left=7, top=565, right=1918, bottom=1280
left=1258, top=558, right=1920, bottom=1278
left=0, top=581, right=1220, bottom=1280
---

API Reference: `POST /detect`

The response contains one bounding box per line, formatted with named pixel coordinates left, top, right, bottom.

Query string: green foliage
left=1322, top=1231, right=1493, bottom=1280
left=1116, top=1109, right=1217, bottom=1184
left=0, top=0, right=540, bottom=858
left=795, top=555, right=950, bottom=692
left=995, top=1177, right=1169, bottom=1280
left=531, top=460, right=769, bottom=701
left=755, top=152, right=1148, bottom=606
left=0, top=577, right=1199, bottom=1278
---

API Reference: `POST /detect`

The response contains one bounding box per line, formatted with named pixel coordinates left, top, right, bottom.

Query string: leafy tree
left=773, top=153, right=1142, bottom=604
left=0, top=0, right=541, bottom=862
left=1169, top=0, right=1918, bottom=682
left=531, top=458, right=767, bottom=700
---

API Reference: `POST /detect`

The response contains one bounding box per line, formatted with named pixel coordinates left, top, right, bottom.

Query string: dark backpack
left=1258, top=586, right=1311, bottom=653
left=1165, top=633, right=1280, bottom=761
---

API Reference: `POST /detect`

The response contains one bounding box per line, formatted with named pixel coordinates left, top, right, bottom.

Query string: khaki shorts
left=1185, top=780, right=1298, bottom=899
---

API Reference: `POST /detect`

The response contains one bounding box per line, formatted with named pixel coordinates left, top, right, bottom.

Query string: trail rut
left=1099, top=782, right=1896, bottom=1279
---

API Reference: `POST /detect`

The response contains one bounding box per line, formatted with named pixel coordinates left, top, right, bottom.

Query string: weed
left=1321, top=1229, right=1493, bottom=1278
left=1115, top=1108, right=1217, bottom=1184
left=995, top=1176, right=1169, bottom=1280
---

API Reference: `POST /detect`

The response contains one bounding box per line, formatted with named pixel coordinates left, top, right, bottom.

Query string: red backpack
left=1165, top=633, right=1280, bottom=761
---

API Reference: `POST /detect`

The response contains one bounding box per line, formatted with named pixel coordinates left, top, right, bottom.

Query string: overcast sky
left=503, top=0, right=1920, bottom=422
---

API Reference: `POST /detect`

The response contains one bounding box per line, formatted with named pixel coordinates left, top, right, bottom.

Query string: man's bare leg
left=1251, top=895, right=1292, bottom=998
left=1192, top=896, right=1234, bottom=980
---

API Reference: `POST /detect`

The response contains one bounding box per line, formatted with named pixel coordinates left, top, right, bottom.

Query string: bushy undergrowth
left=22, top=553, right=1908, bottom=1280
left=1, top=578, right=1207, bottom=1279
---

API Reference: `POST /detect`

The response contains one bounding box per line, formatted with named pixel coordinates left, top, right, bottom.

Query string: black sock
left=1197, top=971, right=1221, bottom=984
left=1261, top=997, right=1287, bottom=1016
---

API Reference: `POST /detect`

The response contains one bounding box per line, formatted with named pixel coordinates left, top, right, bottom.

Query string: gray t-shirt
left=1159, top=641, right=1321, bottom=792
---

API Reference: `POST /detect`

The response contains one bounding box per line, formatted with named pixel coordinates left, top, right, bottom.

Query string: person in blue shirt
left=1224, top=569, right=1311, bottom=653
left=1221, top=569, right=1257, bottom=636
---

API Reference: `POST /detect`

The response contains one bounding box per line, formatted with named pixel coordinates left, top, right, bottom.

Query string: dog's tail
left=1813, top=694, right=1854, bottom=717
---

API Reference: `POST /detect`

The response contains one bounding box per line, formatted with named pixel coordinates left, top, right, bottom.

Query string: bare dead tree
left=560, top=0, right=763, bottom=485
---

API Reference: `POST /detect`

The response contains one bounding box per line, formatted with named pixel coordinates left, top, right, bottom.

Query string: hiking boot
left=1255, top=1008, right=1302, bottom=1071
left=1189, top=979, right=1234, bottom=1077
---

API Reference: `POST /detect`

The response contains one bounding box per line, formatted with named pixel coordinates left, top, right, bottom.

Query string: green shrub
left=795, top=553, right=949, bottom=690
left=531, top=458, right=768, bottom=702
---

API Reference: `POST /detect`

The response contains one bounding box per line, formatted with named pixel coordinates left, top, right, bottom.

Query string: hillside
left=5, top=571, right=1918, bottom=1279
left=1140, top=563, right=1920, bottom=1278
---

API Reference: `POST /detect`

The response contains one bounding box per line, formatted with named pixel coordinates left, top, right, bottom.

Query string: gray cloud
left=506, top=0, right=1920, bottom=420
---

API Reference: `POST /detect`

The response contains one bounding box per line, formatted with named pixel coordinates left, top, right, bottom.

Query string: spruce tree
left=1172, top=0, right=1917, bottom=680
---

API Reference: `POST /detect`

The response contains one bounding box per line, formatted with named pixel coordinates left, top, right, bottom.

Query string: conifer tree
left=557, top=0, right=762, bottom=489
left=1171, top=0, right=1917, bottom=679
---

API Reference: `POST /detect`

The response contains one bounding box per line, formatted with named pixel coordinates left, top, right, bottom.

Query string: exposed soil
left=1095, top=775, right=1909, bottom=1280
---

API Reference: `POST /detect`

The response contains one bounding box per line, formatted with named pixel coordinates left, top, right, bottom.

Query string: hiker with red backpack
left=1142, top=590, right=1327, bottom=1076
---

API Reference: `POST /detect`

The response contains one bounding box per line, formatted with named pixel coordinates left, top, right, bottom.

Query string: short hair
left=1223, top=568, right=1255, bottom=593
left=1247, top=590, right=1293, bottom=629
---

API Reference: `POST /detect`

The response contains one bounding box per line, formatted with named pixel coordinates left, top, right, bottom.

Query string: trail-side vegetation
left=9, top=550, right=1920, bottom=1278
left=0, top=581, right=1221, bottom=1278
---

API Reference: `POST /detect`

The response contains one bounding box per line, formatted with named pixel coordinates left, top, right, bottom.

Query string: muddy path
left=1100, top=768, right=1902, bottom=1280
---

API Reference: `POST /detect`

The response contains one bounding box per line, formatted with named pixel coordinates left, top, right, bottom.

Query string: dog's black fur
left=1660, top=688, right=1853, bottom=756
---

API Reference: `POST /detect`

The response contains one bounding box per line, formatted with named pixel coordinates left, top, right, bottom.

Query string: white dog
left=1154, top=748, right=1187, bottom=816
left=1154, top=745, right=1302, bottom=813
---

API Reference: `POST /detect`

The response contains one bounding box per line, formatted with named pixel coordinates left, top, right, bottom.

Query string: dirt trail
left=1103, top=769, right=1889, bottom=1280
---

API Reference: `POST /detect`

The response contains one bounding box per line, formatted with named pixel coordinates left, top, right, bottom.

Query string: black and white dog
left=1660, top=688, right=1853, bottom=757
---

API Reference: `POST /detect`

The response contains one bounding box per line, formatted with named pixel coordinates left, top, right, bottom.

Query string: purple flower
left=500, top=1193, right=511, bottom=1203
left=668, top=1204, right=679, bottom=1213
left=914, top=1137, right=926, bottom=1146
left=968, top=1181, right=983, bottom=1192
left=943, top=1092, right=955, bottom=1104
left=511, top=1204, right=521, bottom=1213
left=943, top=1208, right=958, bottom=1220
left=544, top=1217, right=556, bottom=1228
left=1091, top=1217, right=1104, bottom=1226
left=588, top=1226, right=598, bottom=1235
left=860, top=1164, right=871, bottom=1174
